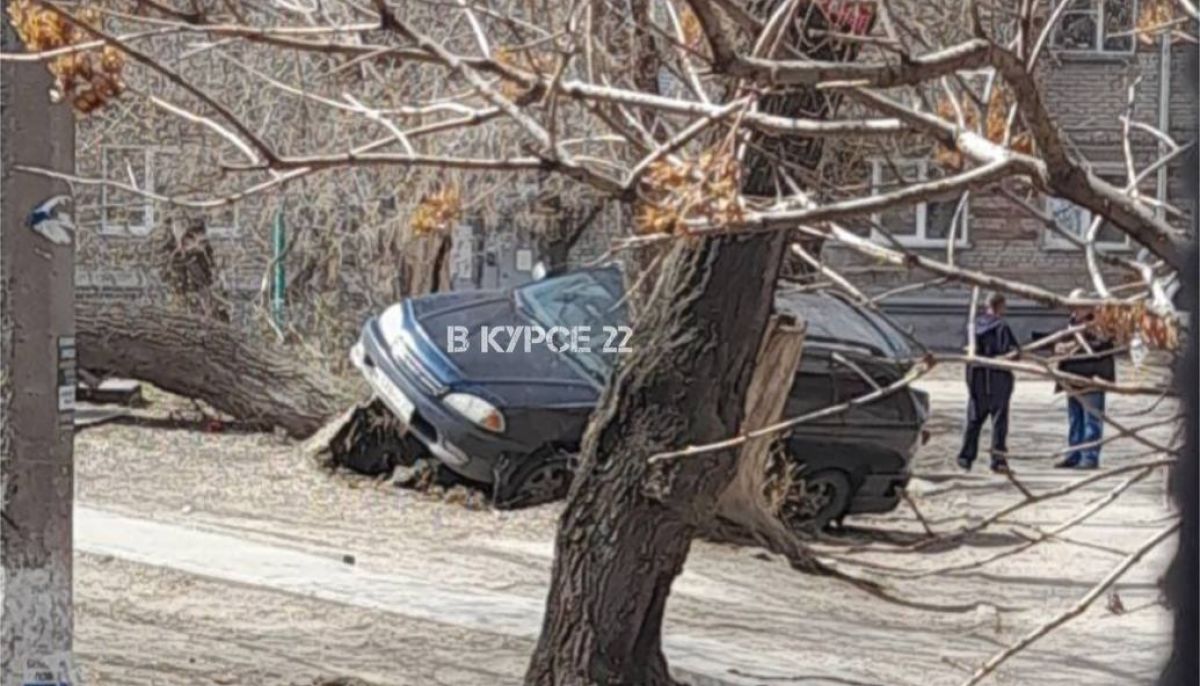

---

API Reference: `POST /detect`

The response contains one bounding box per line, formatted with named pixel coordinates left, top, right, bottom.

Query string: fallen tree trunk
left=76, top=304, right=344, bottom=438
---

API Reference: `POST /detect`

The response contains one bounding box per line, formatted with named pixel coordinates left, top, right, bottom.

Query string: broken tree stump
left=708, top=313, right=818, bottom=560
left=304, top=398, right=425, bottom=475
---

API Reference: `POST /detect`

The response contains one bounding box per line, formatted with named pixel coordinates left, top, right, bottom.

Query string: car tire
left=493, top=450, right=575, bottom=510
left=779, top=468, right=852, bottom=535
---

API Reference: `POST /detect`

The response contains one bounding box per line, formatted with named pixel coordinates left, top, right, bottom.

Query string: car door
left=784, top=353, right=833, bottom=414
left=783, top=350, right=873, bottom=478
left=834, top=358, right=910, bottom=423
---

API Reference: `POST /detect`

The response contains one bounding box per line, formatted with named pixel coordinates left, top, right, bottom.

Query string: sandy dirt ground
left=71, top=362, right=1179, bottom=686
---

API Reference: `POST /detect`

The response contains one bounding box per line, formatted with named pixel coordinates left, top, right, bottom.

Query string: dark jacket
left=1057, top=314, right=1117, bottom=388
left=966, top=313, right=1019, bottom=398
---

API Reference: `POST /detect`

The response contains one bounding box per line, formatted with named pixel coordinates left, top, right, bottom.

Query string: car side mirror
left=531, top=261, right=550, bottom=281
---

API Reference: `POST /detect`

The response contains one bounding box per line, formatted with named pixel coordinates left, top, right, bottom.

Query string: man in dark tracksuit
left=957, top=293, right=1020, bottom=473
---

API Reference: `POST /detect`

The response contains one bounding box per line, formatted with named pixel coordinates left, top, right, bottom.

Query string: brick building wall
left=824, top=36, right=1197, bottom=349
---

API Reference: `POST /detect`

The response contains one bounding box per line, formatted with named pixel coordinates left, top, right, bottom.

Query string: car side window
left=834, top=372, right=875, bottom=405
left=786, top=361, right=835, bottom=419
left=834, top=367, right=904, bottom=423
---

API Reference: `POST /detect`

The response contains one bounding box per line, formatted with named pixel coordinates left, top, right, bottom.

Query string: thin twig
left=841, top=458, right=1176, bottom=556
left=650, top=360, right=934, bottom=462
left=961, top=521, right=1179, bottom=686
left=901, top=490, right=936, bottom=538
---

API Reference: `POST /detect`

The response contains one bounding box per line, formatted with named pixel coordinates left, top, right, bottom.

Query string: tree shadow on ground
left=817, top=524, right=1027, bottom=552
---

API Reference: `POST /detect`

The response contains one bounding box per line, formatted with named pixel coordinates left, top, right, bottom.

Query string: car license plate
left=374, top=370, right=415, bottom=425
left=355, top=349, right=415, bottom=426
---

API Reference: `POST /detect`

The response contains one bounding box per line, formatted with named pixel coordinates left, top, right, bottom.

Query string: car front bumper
left=351, top=320, right=519, bottom=484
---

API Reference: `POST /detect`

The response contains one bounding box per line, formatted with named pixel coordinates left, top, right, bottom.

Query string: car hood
left=408, top=290, right=599, bottom=406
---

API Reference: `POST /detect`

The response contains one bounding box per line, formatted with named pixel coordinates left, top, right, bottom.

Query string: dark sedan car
left=352, top=266, right=929, bottom=530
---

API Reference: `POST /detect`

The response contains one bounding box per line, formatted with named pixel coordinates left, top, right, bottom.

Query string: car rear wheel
left=780, top=468, right=852, bottom=535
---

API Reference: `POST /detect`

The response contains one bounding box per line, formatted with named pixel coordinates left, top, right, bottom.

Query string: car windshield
left=515, top=268, right=628, bottom=382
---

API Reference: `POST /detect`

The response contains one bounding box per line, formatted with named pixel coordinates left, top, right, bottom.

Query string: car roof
left=775, top=287, right=922, bottom=360
left=573, top=264, right=922, bottom=361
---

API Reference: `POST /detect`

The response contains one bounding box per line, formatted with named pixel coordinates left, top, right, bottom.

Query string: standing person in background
left=957, top=293, right=1021, bottom=474
left=1054, top=290, right=1117, bottom=469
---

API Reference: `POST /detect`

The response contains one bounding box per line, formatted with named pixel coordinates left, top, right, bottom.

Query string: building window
left=99, top=145, right=240, bottom=238
left=1052, top=0, right=1137, bottom=54
left=1044, top=167, right=1134, bottom=250
left=870, top=159, right=969, bottom=248
left=169, top=207, right=240, bottom=240
left=99, top=145, right=156, bottom=236
left=206, top=205, right=240, bottom=238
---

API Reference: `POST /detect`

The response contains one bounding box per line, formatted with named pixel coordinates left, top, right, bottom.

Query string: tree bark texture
left=525, top=231, right=787, bottom=686
left=158, top=218, right=231, bottom=322
left=399, top=231, right=452, bottom=296
left=76, top=304, right=344, bottom=438
left=535, top=202, right=606, bottom=275
left=1157, top=138, right=1198, bottom=683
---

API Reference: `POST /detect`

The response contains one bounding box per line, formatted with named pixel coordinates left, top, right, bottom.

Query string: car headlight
left=378, top=303, right=406, bottom=343
left=443, top=393, right=506, bottom=433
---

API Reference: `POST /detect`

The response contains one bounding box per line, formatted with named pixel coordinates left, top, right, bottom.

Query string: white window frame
left=207, top=209, right=241, bottom=238
left=869, top=158, right=970, bottom=249
left=100, top=145, right=240, bottom=238
left=1052, top=0, right=1138, bottom=55
left=99, top=145, right=156, bottom=237
left=169, top=208, right=241, bottom=241
left=1043, top=164, right=1134, bottom=251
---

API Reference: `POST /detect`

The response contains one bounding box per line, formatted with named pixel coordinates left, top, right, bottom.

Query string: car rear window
left=777, top=290, right=919, bottom=360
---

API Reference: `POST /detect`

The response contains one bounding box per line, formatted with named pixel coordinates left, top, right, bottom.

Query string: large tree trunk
left=525, top=231, right=787, bottom=685
left=400, top=231, right=452, bottom=296
left=1157, top=142, right=1198, bottom=684
left=527, top=4, right=869, bottom=681
left=76, top=304, right=344, bottom=438
left=535, top=202, right=606, bottom=275
left=158, top=218, right=231, bottom=322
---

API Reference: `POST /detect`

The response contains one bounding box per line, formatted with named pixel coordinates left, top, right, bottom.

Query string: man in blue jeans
left=1054, top=292, right=1117, bottom=469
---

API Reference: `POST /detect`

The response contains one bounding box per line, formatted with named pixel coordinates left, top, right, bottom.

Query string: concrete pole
left=1, top=3, right=78, bottom=684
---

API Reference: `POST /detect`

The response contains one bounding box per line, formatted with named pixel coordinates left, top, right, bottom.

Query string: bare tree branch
left=961, top=521, right=1179, bottom=686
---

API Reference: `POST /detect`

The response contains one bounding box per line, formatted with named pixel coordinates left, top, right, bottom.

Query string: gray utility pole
left=1, top=2, right=79, bottom=685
